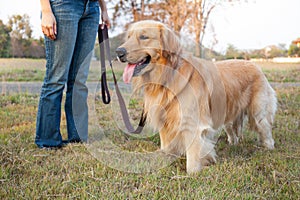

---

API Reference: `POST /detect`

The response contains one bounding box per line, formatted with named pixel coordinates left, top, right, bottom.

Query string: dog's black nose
left=116, top=47, right=127, bottom=62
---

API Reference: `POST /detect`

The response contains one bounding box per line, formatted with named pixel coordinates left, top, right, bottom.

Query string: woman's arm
left=40, top=0, right=57, bottom=40
left=99, top=0, right=111, bottom=28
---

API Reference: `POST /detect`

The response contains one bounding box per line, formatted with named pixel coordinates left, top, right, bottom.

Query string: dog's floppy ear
left=159, top=24, right=182, bottom=68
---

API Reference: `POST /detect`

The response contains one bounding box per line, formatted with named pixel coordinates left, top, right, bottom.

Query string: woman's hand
left=99, top=0, right=110, bottom=29
left=41, top=11, right=57, bottom=40
left=101, top=10, right=110, bottom=29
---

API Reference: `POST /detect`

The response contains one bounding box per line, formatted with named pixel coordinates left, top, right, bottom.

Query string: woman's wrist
left=99, top=0, right=108, bottom=12
left=40, top=0, right=53, bottom=13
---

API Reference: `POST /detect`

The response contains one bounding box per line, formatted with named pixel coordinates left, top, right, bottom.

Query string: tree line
left=1, top=1, right=299, bottom=59
left=0, top=14, right=45, bottom=58
left=0, top=0, right=243, bottom=59
left=109, top=0, right=299, bottom=59
left=110, top=0, right=242, bottom=57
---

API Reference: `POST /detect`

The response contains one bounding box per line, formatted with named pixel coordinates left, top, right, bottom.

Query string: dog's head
left=116, top=20, right=182, bottom=83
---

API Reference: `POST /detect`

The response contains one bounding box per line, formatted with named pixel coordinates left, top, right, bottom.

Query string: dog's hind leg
left=250, top=114, right=275, bottom=149
left=234, top=111, right=245, bottom=140
left=249, top=89, right=276, bottom=149
left=225, top=112, right=245, bottom=145
left=224, top=123, right=239, bottom=145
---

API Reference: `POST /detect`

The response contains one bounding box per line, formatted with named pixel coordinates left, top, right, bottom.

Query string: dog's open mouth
left=123, top=55, right=151, bottom=83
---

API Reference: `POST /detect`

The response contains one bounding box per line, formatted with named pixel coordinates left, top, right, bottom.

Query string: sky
left=0, top=0, right=299, bottom=53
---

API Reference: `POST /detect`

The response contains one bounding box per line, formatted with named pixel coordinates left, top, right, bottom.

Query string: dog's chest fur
left=142, top=83, right=204, bottom=155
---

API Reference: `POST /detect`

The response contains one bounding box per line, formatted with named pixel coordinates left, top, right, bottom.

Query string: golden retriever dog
left=116, top=20, right=277, bottom=174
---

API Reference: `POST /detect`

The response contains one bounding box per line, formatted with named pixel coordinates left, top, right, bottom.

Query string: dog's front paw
left=186, top=161, right=202, bottom=174
left=200, top=153, right=217, bottom=167
left=186, top=150, right=217, bottom=174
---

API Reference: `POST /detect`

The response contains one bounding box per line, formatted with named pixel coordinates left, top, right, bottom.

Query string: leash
left=98, top=24, right=146, bottom=134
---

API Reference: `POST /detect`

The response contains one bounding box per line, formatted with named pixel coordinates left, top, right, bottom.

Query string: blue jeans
left=35, top=0, right=100, bottom=148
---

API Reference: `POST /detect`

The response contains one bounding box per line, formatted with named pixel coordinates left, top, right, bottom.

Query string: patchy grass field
left=258, top=61, right=300, bottom=83
left=0, top=59, right=300, bottom=199
left=0, top=58, right=123, bottom=82
left=0, top=58, right=299, bottom=83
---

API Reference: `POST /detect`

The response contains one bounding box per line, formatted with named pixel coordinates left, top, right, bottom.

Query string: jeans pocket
left=50, top=0, right=64, bottom=5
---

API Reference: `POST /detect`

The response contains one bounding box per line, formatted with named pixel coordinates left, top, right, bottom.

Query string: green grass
left=0, top=58, right=125, bottom=82
left=0, top=68, right=46, bottom=81
left=263, top=68, right=300, bottom=83
left=1, top=86, right=299, bottom=199
left=0, top=59, right=299, bottom=199
left=1, top=58, right=299, bottom=83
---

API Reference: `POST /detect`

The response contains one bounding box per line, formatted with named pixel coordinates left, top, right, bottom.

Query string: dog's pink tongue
left=123, top=64, right=136, bottom=84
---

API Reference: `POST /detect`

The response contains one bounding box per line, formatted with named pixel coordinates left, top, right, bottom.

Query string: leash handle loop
left=99, top=25, right=111, bottom=104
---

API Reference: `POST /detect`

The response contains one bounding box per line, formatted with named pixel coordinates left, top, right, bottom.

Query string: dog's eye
left=139, top=35, right=149, bottom=40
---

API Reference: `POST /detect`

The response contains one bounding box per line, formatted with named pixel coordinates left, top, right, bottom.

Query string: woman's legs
left=35, top=0, right=99, bottom=148
left=65, top=1, right=100, bottom=142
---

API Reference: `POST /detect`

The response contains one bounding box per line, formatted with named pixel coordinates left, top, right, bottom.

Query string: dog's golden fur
left=117, top=20, right=277, bottom=173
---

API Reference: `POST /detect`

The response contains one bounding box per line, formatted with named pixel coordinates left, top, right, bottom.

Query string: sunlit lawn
left=0, top=59, right=299, bottom=199
left=0, top=58, right=299, bottom=82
